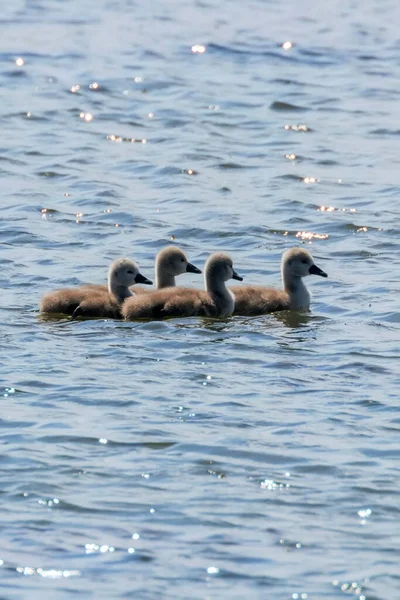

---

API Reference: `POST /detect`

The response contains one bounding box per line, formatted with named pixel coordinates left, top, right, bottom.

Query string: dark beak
left=232, top=269, right=243, bottom=282
left=309, top=264, right=327, bottom=278
left=135, top=273, right=153, bottom=285
left=186, top=262, right=202, bottom=274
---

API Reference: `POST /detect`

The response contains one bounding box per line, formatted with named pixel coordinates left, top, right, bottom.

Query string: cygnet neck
left=108, top=278, right=133, bottom=302
left=155, top=260, right=175, bottom=289
left=281, top=266, right=310, bottom=310
left=205, top=270, right=234, bottom=316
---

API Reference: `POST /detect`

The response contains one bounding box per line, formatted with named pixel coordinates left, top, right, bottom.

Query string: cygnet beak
left=309, top=264, right=327, bottom=278
left=135, top=273, right=153, bottom=285
left=232, top=269, right=243, bottom=281
left=186, top=262, right=202, bottom=274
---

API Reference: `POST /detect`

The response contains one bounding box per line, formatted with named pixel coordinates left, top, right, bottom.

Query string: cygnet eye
left=301, top=259, right=308, bottom=264
left=180, top=258, right=185, bottom=262
left=126, top=269, right=134, bottom=274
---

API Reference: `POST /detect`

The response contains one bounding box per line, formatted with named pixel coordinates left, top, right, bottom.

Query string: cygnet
left=40, top=258, right=152, bottom=317
left=122, top=252, right=243, bottom=320
left=230, top=247, right=327, bottom=315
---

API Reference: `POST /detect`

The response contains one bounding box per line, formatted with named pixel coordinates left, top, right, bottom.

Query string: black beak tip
left=232, top=271, right=243, bottom=281
left=135, top=273, right=153, bottom=285
left=186, top=262, right=202, bottom=274
left=309, top=264, right=328, bottom=278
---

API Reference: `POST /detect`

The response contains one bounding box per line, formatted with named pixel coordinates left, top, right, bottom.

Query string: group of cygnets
left=40, top=246, right=328, bottom=320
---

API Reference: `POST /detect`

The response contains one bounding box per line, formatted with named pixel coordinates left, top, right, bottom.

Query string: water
left=1, top=0, right=399, bottom=598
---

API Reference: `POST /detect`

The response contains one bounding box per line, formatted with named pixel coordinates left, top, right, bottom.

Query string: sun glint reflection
left=79, top=112, right=93, bottom=122
left=318, top=205, right=356, bottom=212
left=191, top=44, right=206, bottom=53
left=107, top=134, right=147, bottom=143
left=284, top=124, right=309, bottom=132
left=16, top=566, right=80, bottom=578
left=296, top=231, right=329, bottom=240
left=85, top=543, right=115, bottom=554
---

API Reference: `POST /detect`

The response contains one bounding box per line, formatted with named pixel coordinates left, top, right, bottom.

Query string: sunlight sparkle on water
left=260, top=479, right=290, bottom=490
left=332, top=579, right=365, bottom=598
left=191, top=44, right=206, bottom=53
left=358, top=508, right=372, bottom=524
left=107, top=134, right=147, bottom=143
left=70, top=84, right=80, bottom=93
left=284, top=124, right=309, bottom=132
left=85, top=544, right=115, bottom=554
left=207, top=567, right=219, bottom=574
left=38, top=498, right=60, bottom=507
left=282, top=41, right=293, bottom=50
left=16, top=566, right=80, bottom=578
left=318, top=205, right=356, bottom=212
left=108, top=134, right=123, bottom=142
left=79, top=112, right=93, bottom=122
left=89, top=82, right=100, bottom=90
left=296, top=231, right=329, bottom=240
left=285, top=153, right=296, bottom=160
left=260, top=479, right=278, bottom=490
left=15, top=57, right=25, bottom=66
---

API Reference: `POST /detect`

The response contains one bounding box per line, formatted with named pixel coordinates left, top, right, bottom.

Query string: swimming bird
left=230, top=247, right=327, bottom=315
left=83, top=246, right=201, bottom=294
left=40, top=258, right=152, bottom=317
left=122, top=252, right=243, bottom=320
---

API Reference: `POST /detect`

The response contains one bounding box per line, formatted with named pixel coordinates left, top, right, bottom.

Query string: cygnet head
left=205, top=252, right=243, bottom=288
left=282, top=247, right=328, bottom=279
left=157, top=246, right=201, bottom=277
left=108, top=258, right=153, bottom=290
